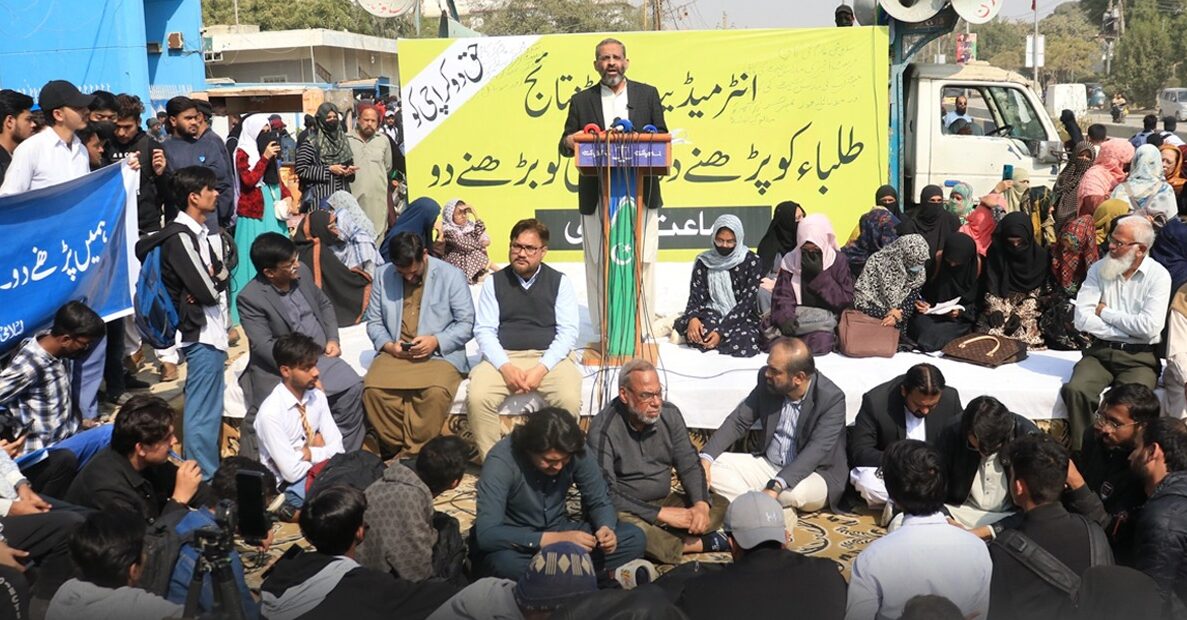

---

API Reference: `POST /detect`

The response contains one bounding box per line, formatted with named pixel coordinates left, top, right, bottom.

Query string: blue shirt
left=765, top=397, right=803, bottom=469
left=474, top=265, right=579, bottom=370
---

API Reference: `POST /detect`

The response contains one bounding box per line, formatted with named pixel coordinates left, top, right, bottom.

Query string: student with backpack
left=135, top=166, right=230, bottom=479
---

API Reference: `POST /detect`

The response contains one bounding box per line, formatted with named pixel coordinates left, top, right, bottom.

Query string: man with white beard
left=586, top=358, right=729, bottom=563
left=1062, top=215, right=1171, bottom=452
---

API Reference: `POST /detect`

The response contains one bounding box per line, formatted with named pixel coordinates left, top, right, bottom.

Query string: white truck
left=901, top=62, right=1064, bottom=204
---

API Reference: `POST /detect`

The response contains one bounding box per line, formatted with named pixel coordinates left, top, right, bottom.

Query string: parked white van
left=1158, top=88, right=1187, bottom=122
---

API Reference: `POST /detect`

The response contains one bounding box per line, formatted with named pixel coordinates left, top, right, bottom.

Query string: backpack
left=992, top=514, right=1113, bottom=608
left=430, top=511, right=468, bottom=588
left=133, top=225, right=185, bottom=349
left=137, top=508, right=194, bottom=598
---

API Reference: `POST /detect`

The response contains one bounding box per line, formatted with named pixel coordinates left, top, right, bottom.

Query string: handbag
left=838, top=309, right=899, bottom=358
left=942, top=333, right=1028, bottom=368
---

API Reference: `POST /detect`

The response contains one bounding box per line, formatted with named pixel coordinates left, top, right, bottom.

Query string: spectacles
left=629, top=388, right=663, bottom=402
left=510, top=243, right=543, bottom=255
left=1107, top=237, right=1142, bottom=249
left=1093, top=412, right=1139, bottom=430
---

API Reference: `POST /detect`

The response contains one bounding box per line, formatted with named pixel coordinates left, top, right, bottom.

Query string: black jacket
left=108, top=129, right=164, bottom=234
left=848, top=376, right=963, bottom=468
left=559, top=80, right=667, bottom=215
left=1134, top=470, right=1187, bottom=609
left=677, top=547, right=846, bottom=620
left=938, top=412, right=1038, bottom=506
left=134, top=221, right=228, bottom=344
left=260, top=551, right=456, bottom=620
left=1065, top=427, right=1145, bottom=565
left=63, top=447, right=215, bottom=524
left=988, top=503, right=1112, bottom=620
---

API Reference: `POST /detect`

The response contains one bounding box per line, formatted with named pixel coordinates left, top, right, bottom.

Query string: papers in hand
left=926, top=298, right=965, bottom=315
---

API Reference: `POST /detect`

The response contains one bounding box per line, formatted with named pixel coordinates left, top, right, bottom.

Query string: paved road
left=1082, top=110, right=1187, bottom=143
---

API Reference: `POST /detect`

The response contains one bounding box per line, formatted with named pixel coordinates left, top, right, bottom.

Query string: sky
left=657, top=0, right=1070, bottom=30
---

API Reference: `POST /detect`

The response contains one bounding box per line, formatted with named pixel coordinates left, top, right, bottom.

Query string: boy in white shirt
left=254, top=333, right=344, bottom=518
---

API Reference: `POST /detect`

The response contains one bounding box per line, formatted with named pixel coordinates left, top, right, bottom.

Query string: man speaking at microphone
left=559, top=37, right=668, bottom=340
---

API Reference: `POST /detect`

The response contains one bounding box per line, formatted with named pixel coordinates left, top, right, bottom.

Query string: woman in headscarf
left=1077, top=139, right=1135, bottom=213
left=1151, top=213, right=1187, bottom=296
left=756, top=200, right=805, bottom=276
left=945, top=181, right=976, bottom=224
left=439, top=198, right=492, bottom=284
left=325, top=190, right=383, bottom=275
left=673, top=215, right=763, bottom=357
left=1161, top=143, right=1187, bottom=197
left=841, top=185, right=901, bottom=278
left=1002, top=167, right=1032, bottom=216
left=379, top=196, right=441, bottom=261
left=908, top=232, right=980, bottom=352
left=769, top=214, right=854, bottom=355
left=293, top=209, right=372, bottom=327
left=295, top=102, right=355, bottom=210
left=976, top=212, right=1049, bottom=348
left=908, top=184, right=959, bottom=261
left=1112, top=143, right=1179, bottom=223
left=853, top=234, right=930, bottom=334
left=1050, top=141, right=1095, bottom=238
left=230, top=113, right=290, bottom=324
left=1093, top=198, right=1130, bottom=252
left=959, top=193, right=1001, bottom=256
left=1050, top=206, right=1100, bottom=297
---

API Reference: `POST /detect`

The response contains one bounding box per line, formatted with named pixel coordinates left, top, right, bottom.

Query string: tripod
left=183, top=530, right=246, bottom=620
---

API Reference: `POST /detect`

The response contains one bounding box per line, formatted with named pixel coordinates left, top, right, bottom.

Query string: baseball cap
left=39, top=80, right=95, bottom=112
left=723, top=491, right=786, bottom=550
left=384, top=109, right=396, bottom=117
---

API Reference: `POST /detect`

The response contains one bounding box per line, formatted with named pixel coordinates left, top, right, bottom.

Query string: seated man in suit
left=699, top=337, right=847, bottom=529
left=237, top=233, right=365, bottom=457
left=363, top=232, right=474, bottom=459
left=848, top=363, right=962, bottom=508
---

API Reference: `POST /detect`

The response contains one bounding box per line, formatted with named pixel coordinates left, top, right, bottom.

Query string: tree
left=970, top=17, right=1027, bottom=72
left=474, top=0, right=638, bottom=36
left=1110, top=0, right=1173, bottom=106
left=1040, top=5, right=1103, bottom=83
left=202, top=0, right=420, bottom=38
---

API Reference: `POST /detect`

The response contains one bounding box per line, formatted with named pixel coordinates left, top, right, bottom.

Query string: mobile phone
left=1002, top=164, right=1014, bottom=181
left=400, top=341, right=415, bottom=350
left=236, top=470, right=272, bottom=544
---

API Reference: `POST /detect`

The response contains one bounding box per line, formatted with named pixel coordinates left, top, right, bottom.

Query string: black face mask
left=801, top=248, right=824, bottom=272
left=324, top=120, right=339, bottom=131
left=714, top=245, right=733, bottom=257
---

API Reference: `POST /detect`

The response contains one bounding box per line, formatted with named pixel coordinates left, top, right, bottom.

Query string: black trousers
left=1, top=508, right=84, bottom=598
left=20, top=450, right=78, bottom=499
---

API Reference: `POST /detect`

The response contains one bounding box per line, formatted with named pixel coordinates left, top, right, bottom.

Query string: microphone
left=582, top=123, right=602, bottom=135
left=641, top=124, right=658, bottom=133
left=611, top=117, right=634, bottom=132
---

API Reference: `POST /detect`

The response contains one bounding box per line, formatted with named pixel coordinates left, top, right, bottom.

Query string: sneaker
left=160, top=362, right=179, bottom=383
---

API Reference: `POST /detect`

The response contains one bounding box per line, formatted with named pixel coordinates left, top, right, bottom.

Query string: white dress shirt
left=846, top=512, right=992, bottom=620
left=175, top=212, right=229, bottom=351
left=473, top=266, right=578, bottom=370
left=0, top=127, right=90, bottom=195
left=905, top=409, right=926, bottom=441
left=1074, top=255, right=1172, bottom=344
left=600, top=83, right=629, bottom=129
left=255, top=383, right=344, bottom=485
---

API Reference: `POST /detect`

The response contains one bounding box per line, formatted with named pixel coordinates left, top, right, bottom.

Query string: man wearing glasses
left=468, top=219, right=581, bottom=459
left=1065, top=383, right=1160, bottom=565
left=586, top=359, right=729, bottom=563
left=1062, top=215, right=1171, bottom=452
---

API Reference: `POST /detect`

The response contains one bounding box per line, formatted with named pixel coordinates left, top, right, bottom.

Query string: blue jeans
left=51, top=424, right=113, bottom=468
left=283, top=479, right=306, bottom=508
left=71, top=336, right=106, bottom=421
left=181, top=343, right=226, bottom=479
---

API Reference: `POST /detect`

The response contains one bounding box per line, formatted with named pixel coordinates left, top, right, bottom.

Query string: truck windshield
left=985, top=86, right=1046, bottom=144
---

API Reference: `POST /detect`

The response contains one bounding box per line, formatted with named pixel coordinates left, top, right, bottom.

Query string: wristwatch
left=765, top=479, right=785, bottom=493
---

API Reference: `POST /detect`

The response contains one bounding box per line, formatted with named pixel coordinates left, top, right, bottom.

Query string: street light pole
left=1033, top=2, right=1041, bottom=87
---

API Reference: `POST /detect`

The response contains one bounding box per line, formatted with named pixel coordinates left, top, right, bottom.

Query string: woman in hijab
left=325, top=190, right=383, bottom=275
left=853, top=234, right=930, bottom=334
left=841, top=185, right=901, bottom=278
left=756, top=200, right=805, bottom=276
left=770, top=214, right=854, bottom=355
left=908, top=184, right=959, bottom=261
left=945, top=181, right=976, bottom=224
left=379, top=196, right=441, bottom=261
left=295, top=102, right=355, bottom=209
left=977, top=212, right=1049, bottom=348
left=1051, top=206, right=1100, bottom=297
left=1077, top=139, right=1135, bottom=212
left=1093, top=198, right=1130, bottom=252
left=1002, top=167, right=1032, bottom=217
left=1051, top=141, right=1095, bottom=237
left=959, top=193, right=1001, bottom=256
left=294, top=209, right=372, bottom=327
left=230, top=113, right=290, bottom=324
left=1161, top=144, right=1187, bottom=197
left=674, top=215, right=763, bottom=357
left=908, top=232, right=980, bottom=351
left=1113, top=143, right=1179, bottom=222
left=439, top=198, right=493, bottom=284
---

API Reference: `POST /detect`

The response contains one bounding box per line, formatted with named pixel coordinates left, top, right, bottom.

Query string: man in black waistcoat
left=467, top=219, right=582, bottom=459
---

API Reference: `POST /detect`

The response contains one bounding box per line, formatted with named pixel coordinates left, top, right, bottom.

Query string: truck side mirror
left=1036, top=140, right=1063, bottom=164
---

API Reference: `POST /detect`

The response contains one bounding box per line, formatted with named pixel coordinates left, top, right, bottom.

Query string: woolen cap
left=38, top=80, right=95, bottom=112
left=513, top=542, right=598, bottom=611
left=724, top=491, right=786, bottom=550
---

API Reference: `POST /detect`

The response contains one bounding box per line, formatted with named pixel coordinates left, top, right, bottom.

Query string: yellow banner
left=399, top=28, right=889, bottom=261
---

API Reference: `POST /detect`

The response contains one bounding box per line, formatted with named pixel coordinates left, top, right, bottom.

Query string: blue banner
left=0, top=164, right=138, bottom=353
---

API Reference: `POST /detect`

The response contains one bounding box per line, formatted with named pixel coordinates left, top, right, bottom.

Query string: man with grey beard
left=587, top=358, right=729, bottom=563
left=1062, top=215, right=1171, bottom=452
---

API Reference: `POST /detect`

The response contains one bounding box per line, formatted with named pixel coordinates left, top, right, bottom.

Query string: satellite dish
left=952, top=0, right=1002, bottom=25
left=357, top=0, right=419, bottom=18
left=852, top=0, right=878, bottom=25
left=878, top=0, right=946, bottom=23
